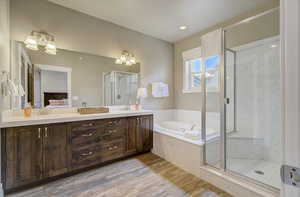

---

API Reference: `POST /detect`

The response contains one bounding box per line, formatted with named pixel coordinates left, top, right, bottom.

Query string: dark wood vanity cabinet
left=126, top=117, right=139, bottom=154
left=137, top=116, right=153, bottom=152
left=1, top=115, right=153, bottom=192
left=43, top=124, right=69, bottom=178
left=126, top=115, right=153, bottom=154
left=4, top=126, right=43, bottom=190
left=3, top=124, right=69, bottom=190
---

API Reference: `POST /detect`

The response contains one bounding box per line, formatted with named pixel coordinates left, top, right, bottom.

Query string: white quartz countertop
left=0, top=110, right=153, bottom=128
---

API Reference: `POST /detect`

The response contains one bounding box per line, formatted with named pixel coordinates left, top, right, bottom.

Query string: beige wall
left=10, top=0, right=174, bottom=110
left=27, top=48, right=136, bottom=107
left=226, top=10, right=279, bottom=49
left=174, top=2, right=279, bottom=111
left=0, top=0, right=11, bottom=114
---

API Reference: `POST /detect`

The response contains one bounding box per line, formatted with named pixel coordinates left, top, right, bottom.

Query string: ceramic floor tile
left=7, top=153, right=233, bottom=197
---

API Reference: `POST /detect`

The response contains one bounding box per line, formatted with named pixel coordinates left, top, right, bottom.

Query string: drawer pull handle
left=80, top=151, right=93, bottom=156
left=108, top=120, right=118, bottom=125
left=82, top=123, right=94, bottom=127
left=81, top=131, right=95, bottom=137
left=38, top=128, right=41, bottom=139
left=108, top=146, right=118, bottom=151
left=45, top=127, right=48, bottom=138
left=108, top=129, right=117, bottom=134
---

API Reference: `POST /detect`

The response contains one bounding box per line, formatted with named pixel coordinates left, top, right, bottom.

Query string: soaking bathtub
left=154, top=120, right=218, bottom=145
left=152, top=109, right=221, bottom=176
left=153, top=109, right=220, bottom=144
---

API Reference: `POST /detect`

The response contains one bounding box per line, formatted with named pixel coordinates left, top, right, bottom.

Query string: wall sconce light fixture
left=115, top=50, right=137, bottom=66
left=24, top=31, right=57, bottom=55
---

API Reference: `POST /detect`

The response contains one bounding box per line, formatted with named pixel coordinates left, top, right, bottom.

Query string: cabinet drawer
left=70, top=120, right=97, bottom=131
left=71, top=139, right=124, bottom=170
left=98, top=118, right=127, bottom=129
left=70, top=127, right=100, bottom=145
left=101, top=127, right=126, bottom=138
left=70, top=127, right=126, bottom=150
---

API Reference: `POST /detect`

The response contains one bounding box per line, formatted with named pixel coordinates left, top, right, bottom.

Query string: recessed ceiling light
left=179, top=26, right=187, bottom=30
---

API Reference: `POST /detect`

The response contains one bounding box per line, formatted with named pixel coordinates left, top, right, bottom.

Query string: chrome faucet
left=191, top=124, right=196, bottom=130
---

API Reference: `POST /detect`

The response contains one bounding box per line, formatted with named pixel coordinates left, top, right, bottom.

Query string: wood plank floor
left=8, top=153, right=233, bottom=197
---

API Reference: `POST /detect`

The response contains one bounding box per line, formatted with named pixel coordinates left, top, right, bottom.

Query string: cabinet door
left=4, top=126, right=43, bottom=190
left=43, top=124, right=69, bottom=178
left=126, top=117, right=138, bottom=154
left=137, top=115, right=153, bottom=152
left=140, top=115, right=153, bottom=152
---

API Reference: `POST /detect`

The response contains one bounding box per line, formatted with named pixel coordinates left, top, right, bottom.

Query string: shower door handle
left=225, top=98, right=230, bottom=104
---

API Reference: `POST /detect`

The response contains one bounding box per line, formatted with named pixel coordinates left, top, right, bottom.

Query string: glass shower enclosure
left=203, top=8, right=281, bottom=190
left=103, top=71, right=139, bottom=106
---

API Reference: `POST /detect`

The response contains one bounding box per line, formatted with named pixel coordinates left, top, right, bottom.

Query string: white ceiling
left=48, top=0, right=276, bottom=43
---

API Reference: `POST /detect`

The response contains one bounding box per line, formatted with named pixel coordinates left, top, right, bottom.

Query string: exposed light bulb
left=126, top=61, right=132, bottom=66
left=24, top=35, right=38, bottom=51
left=130, top=56, right=136, bottom=64
left=46, top=41, right=56, bottom=50
left=24, top=31, right=58, bottom=55
left=26, top=43, right=38, bottom=51
left=120, top=55, right=126, bottom=62
left=116, top=50, right=136, bottom=66
left=25, top=35, right=37, bottom=45
left=45, top=40, right=57, bottom=55
left=115, top=58, right=122, bottom=64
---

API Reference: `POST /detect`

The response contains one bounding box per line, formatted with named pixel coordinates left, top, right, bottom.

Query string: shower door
left=223, top=8, right=281, bottom=189
left=203, top=8, right=282, bottom=190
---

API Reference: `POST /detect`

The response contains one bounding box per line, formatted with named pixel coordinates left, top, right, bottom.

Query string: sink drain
left=254, top=170, right=264, bottom=175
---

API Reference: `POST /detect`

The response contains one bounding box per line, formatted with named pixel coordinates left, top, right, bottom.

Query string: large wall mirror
left=10, top=41, right=140, bottom=109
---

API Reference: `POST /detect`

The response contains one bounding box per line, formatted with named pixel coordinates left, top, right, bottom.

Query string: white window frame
left=183, top=57, right=202, bottom=93
left=182, top=47, right=202, bottom=93
left=182, top=47, right=220, bottom=93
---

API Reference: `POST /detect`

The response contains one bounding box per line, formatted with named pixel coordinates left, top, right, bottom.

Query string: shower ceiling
left=48, top=0, right=278, bottom=43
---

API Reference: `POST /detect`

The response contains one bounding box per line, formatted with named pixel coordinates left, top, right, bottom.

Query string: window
left=183, top=53, right=220, bottom=93
left=205, top=56, right=220, bottom=92
left=184, top=58, right=202, bottom=92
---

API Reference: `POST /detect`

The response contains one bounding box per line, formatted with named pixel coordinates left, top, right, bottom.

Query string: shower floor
left=227, top=158, right=281, bottom=189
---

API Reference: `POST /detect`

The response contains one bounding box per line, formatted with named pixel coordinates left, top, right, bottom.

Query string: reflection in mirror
left=10, top=41, right=140, bottom=109
left=103, top=71, right=138, bottom=106
left=34, top=64, right=71, bottom=109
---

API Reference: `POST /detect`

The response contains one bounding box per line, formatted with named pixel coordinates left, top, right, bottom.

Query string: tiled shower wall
left=234, top=37, right=281, bottom=163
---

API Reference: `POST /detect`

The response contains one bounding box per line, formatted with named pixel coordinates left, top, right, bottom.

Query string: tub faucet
left=191, top=124, right=196, bottom=130
left=82, top=102, right=87, bottom=107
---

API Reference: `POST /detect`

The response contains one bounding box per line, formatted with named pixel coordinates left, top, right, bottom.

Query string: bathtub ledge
left=154, top=126, right=204, bottom=146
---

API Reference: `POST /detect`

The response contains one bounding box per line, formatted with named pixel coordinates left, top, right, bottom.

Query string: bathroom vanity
left=0, top=111, right=153, bottom=193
